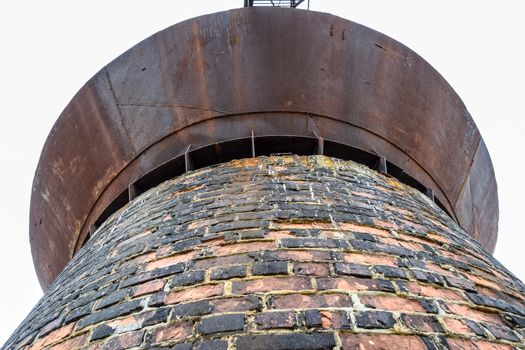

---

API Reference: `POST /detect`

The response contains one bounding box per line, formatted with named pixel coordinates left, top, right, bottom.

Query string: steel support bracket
left=251, top=130, right=256, bottom=158
left=313, top=131, right=324, bottom=155
left=375, top=156, right=388, bottom=174
left=426, top=187, right=435, bottom=202
left=128, top=182, right=141, bottom=201
left=185, top=145, right=193, bottom=172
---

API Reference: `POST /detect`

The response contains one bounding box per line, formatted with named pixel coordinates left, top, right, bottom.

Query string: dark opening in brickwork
left=88, top=137, right=450, bottom=248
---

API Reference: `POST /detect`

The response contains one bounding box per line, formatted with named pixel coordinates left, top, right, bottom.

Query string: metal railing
left=244, top=0, right=308, bottom=8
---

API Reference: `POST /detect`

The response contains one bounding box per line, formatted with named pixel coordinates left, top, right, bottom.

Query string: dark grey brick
left=281, top=238, right=349, bottom=249
left=351, top=240, right=414, bottom=257
left=91, top=324, right=114, bottom=341
left=64, top=302, right=95, bottom=323
left=503, top=313, right=525, bottom=328
left=334, top=262, right=371, bottom=278
left=412, top=270, right=445, bottom=286
left=252, top=262, right=288, bottom=275
left=398, top=258, right=425, bottom=269
left=148, top=292, right=166, bottom=307
left=444, top=276, right=477, bottom=292
left=400, top=314, right=443, bottom=332
left=255, top=311, right=297, bottom=329
left=194, top=339, right=228, bottom=350
left=197, top=314, right=244, bottom=335
left=210, top=266, right=247, bottom=280
left=77, top=299, right=143, bottom=330
left=172, top=300, right=213, bottom=319
left=373, top=265, right=407, bottom=279
left=171, top=270, right=205, bottom=287
left=466, top=293, right=525, bottom=316
left=355, top=311, right=396, bottom=329
left=466, top=320, right=486, bottom=337
left=482, top=322, right=520, bottom=342
left=419, top=299, right=439, bottom=314
left=120, top=263, right=185, bottom=288
left=236, top=333, right=336, bottom=350
left=69, top=284, right=118, bottom=310
left=142, top=308, right=170, bottom=327
left=303, top=310, right=322, bottom=328
left=353, top=232, right=376, bottom=242
left=94, top=288, right=129, bottom=310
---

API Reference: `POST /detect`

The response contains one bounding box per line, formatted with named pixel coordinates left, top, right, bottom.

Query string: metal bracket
left=313, top=131, right=324, bottom=155
left=425, top=187, right=435, bottom=202
left=245, top=0, right=305, bottom=7
left=89, top=223, right=98, bottom=237
left=185, top=144, right=193, bottom=172
left=128, top=182, right=141, bottom=201
left=251, top=130, right=256, bottom=158
left=375, top=156, right=388, bottom=174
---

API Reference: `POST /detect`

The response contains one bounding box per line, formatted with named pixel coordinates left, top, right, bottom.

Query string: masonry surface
left=4, top=156, right=524, bottom=349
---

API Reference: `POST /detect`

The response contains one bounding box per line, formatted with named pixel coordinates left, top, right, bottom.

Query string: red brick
left=255, top=311, right=296, bottom=329
left=359, top=295, right=425, bottom=313
left=150, top=322, right=192, bottom=344
left=319, top=311, right=349, bottom=329
left=351, top=191, right=376, bottom=199
left=269, top=293, right=351, bottom=309
left=342, top=252, right=397, bottom=267
left=106, top=309, right=167, bottom=332
left=317, top=277, right=393, bottom=292
left=443, top=318, right=477, bottom=336
left=403, top=281, right=464, bottom=301
left=92, top=330, right=144, bottom=349
left=266, top=230, right=295, bottom=239
left=373, top=219, right=399, bottom=230
left=380, top=237, right=422, bottom=251
left=468, top=274, right=503, bottom=291
left=48, top=333, right=88, bottom=350
left=265, top=250, right=332, bottom=262
left=338, top=223, right=391, bottom=237
left=400, top=314, right=443, bottom=332
left=211, top=297, right=260, bottom=313
left=115, top=228, right=156, bottom=249
left=447, top=339, right=514, bottom=350
left=192, top=254, right=252, bottom=270
left=444, top=303, right=501, bottom=323
left=317, top=230, right=351, bottom=239
left=132, top=279, right=165, bottom=297
left=145, top=252, right=192, bottom=271
left=232, top=277, right=312, bottom=294
left=166, top=283, right=224, bottom=304
left=425, top=262, right=456, bottom=276
left=397, top=232, right=440, bottom=249
left=212, top=241, right=277, bottom=256
left=340, top=333, right=426, bottom=350
left=188, top=218, right=218, bottom=230
left=294, top=263, right=330, bottom=276
left=28, top=323, right=75, bottom=349
left=426, top=232, right=450, bottom=245
left=274, top=222, right=334, bottom=230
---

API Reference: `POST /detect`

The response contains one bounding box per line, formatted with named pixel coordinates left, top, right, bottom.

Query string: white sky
left=0, top=0, right=524, bottom=345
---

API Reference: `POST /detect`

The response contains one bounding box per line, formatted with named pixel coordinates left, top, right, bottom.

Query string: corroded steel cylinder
left=29, top=8, right=498, bottom=290
left=4, top=157, right=524, bottom=349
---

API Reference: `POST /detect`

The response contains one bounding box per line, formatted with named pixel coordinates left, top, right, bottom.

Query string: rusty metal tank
left=30, top=7, right=498, bottom=290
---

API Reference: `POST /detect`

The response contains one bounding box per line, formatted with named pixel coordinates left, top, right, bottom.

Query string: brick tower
left=3, top=7, right=524, bottom=350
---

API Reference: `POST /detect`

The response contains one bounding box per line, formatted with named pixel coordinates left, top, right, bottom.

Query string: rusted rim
left=30, top=8, right=498, bottom=290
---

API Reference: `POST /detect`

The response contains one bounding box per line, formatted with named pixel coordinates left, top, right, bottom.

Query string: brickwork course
left=3, top=156, right=524, bottom=349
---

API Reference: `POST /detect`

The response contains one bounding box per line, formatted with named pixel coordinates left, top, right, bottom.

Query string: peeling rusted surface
left=30, top=8, right=498, bottom=289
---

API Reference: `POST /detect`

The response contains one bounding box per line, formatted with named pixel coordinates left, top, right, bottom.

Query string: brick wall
left=3, top=156, right=524, bottom=349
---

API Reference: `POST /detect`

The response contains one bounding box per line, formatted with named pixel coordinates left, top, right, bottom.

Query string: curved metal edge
left=30, top=8, right=498, bottom=290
